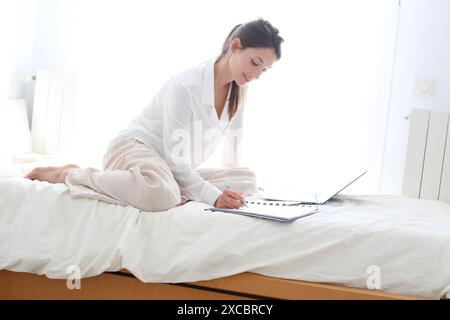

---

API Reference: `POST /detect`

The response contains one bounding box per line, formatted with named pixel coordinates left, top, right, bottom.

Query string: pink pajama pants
left=65, top=138, right=258, bottom=212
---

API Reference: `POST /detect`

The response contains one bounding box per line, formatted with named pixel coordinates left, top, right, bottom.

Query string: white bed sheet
left=1, top=175, right=450, bottom=299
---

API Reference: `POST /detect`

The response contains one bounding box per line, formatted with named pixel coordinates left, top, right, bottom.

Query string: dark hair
left=215, top=18, right=284, bottom=120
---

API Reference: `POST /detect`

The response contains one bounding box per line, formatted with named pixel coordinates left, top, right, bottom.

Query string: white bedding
left=1, top=175, right=450, bottom=299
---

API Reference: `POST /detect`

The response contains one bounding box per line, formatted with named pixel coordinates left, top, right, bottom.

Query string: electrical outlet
left=413, top=77, right=433, bottom=97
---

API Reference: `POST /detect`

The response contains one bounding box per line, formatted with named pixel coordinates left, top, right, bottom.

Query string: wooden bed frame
left=0, top=269, right=425, bottom=300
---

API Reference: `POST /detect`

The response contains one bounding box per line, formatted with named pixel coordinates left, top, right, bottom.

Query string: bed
left=1, top=168, right=449, bottom=300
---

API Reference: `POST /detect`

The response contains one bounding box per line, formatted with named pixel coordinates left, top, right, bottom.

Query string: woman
left=25, top=18, right=284, bottom=212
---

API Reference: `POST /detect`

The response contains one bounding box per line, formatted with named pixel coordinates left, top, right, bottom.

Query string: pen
left=225, top=183, right=248, bottom=208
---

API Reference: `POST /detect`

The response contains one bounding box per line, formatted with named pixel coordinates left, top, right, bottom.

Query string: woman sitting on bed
left=24, top=18, right=284, bottom=212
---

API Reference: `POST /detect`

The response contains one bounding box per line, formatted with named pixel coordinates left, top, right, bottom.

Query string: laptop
left=259, top=170, right=368, bottom=205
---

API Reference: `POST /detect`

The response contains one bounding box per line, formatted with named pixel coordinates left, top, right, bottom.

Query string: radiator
left=403, top=108, right=450, bottom=203
left=31, top=70, right=78, bottom=156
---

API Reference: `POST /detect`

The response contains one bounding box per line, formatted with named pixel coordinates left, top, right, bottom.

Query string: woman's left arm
left=222, top=86, right=248, bottom=167
left=222, top=107, right=244, bottom=167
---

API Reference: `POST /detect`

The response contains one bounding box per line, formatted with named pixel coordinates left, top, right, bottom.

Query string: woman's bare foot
left=24, top=164, right=80, bottom=184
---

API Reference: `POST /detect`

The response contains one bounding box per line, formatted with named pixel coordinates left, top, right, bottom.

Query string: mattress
left=1, top=173, right=450, bottom=299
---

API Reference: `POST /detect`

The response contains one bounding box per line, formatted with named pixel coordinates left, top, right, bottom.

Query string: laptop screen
left=260, top=169, right=368, bottom=204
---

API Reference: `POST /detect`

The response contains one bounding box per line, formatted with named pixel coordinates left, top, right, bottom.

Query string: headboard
left=402, top=108, right=450, bottom=203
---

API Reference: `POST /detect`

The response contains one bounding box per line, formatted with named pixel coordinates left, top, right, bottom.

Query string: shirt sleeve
left=162, top=83, right=222, bottom=206
left=222, top=107, right=244, bottom=167
left=222, top=87, right=247, bottom=167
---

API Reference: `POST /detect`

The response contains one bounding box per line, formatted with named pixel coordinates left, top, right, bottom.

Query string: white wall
left=379, top=0, right=450, bottom=195
left=0, top=0, right=38, bottom=121
left=31, top=0, right=71, bottom=71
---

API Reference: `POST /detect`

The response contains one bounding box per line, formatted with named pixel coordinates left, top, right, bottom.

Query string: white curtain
left=31, top=0, right=394, bottom=193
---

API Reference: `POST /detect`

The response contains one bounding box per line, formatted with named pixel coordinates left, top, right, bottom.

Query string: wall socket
left=413, top=77, right=433, bottom=97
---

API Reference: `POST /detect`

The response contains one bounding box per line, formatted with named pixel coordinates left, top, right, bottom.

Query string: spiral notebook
left=204, top=200, right=318, bottom=222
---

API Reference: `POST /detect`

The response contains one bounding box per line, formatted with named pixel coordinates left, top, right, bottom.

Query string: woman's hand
left=214, top=189, right=245, bottom=209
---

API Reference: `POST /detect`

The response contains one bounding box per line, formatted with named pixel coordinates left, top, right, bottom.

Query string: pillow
left=0, top=99, right=32, bottom=161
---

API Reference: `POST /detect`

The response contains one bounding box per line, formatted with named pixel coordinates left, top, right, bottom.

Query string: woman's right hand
left=214, top=189, right=245, bottom=209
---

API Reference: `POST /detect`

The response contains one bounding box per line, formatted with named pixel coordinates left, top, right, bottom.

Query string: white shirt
left=114, top=58, right=247, bottom=206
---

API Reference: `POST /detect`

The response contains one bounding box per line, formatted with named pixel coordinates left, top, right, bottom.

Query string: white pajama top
left=114, top=58, right=248, bottom=206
